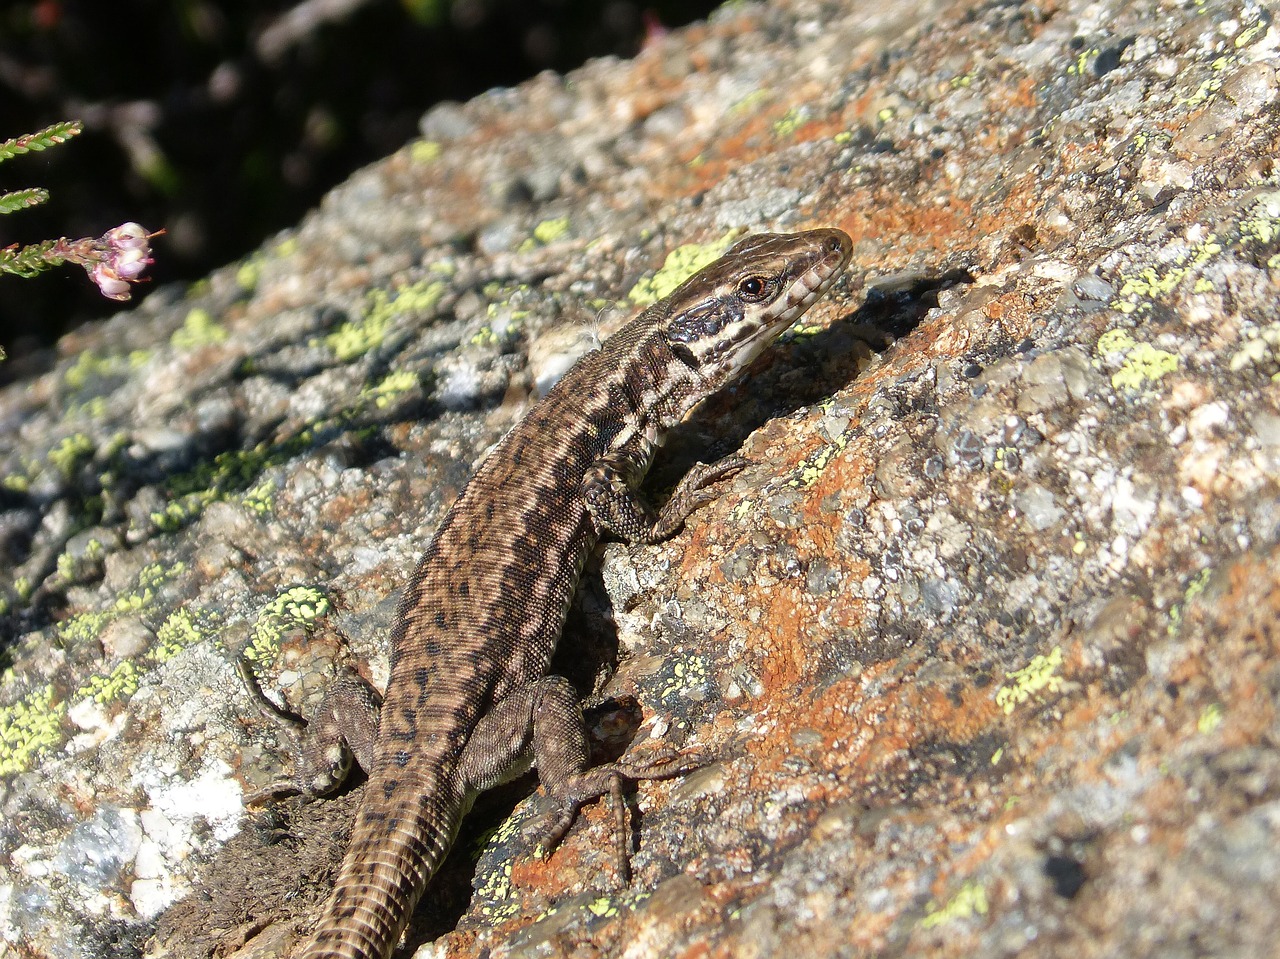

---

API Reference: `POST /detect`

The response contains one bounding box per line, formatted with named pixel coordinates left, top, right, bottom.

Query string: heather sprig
left=1, top=121, right=159, bottom=301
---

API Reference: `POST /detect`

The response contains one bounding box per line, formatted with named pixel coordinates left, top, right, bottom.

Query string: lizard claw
left=613, top=747, right=707, bottom=781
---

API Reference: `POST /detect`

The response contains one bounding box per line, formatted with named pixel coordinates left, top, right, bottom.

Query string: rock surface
left=2, top=0, right=1280, bottom=957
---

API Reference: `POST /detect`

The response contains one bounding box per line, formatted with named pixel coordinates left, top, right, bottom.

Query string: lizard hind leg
left=460, top=675, right=701, bottom=882
left=237, top=657, right=382, bottom=804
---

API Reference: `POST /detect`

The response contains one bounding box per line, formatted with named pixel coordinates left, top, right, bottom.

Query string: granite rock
left=2, top=0, right=1279, bottom=957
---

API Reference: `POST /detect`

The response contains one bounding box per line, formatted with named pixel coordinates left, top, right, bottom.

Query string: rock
left=3, top=0, right=1280, bottom=958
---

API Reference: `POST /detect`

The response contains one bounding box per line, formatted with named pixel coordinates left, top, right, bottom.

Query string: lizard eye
left=736, top=275, right=773, bottom=302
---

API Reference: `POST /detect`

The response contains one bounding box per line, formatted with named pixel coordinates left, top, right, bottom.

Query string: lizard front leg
left=583, top=449, right=748, bottom=544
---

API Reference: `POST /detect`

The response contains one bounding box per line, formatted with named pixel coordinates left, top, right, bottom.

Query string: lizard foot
left=524, top=747, right=707, bottom=881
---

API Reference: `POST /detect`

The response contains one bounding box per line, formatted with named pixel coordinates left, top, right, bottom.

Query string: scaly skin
left=275, top=228, right=852, bottom=959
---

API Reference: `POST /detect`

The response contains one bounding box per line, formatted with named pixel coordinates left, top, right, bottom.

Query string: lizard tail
left=300, top=781, right=462, bottom=959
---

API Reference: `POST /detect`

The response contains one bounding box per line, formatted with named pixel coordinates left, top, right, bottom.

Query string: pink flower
left=60, top=222, right=161, bottom=301
left=105, top=222, right=150, bottom=251
left=90, top=263, right=133, bottom=300
left=113, top=246, right=151, bottom=279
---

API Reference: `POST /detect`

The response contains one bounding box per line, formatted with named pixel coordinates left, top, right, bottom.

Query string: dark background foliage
left=0, top=0, right=719, bottom=374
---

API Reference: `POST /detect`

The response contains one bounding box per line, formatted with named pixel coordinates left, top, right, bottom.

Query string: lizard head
left=661, top=228, right=852, bottom=394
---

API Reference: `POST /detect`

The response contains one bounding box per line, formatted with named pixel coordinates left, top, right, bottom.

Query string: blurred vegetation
left=0, top=0, right=718, bottom=374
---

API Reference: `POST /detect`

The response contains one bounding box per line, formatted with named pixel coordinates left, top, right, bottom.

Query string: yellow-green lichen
left=786, top=317, right=827, bottom=338
left=411, top=140, right=442, bottom=164
left=1240, top=191, right=1280, bottom=247
left=628, top=232, right=739, bottom=307
left=54, top=538, right=105, bottom=586
left=1114, top=264, right=1183, bottom=305
left=1111, top=344, right=1180, bottom=391
left=1096, top=330, right=1180, bottom=391
left=660, top=655, right=709, bottom=701
left=241, top=479, right=275, bottom=514
left=363, top=371, right=420, bottom=409
left=1131, top=130, right=1172, bottom=153
left=1235, top=18, right=1269, bottom=48
left=469, top=326, right=498, bottom=347
left=134, top=563, right=183, bottom=606
left=533, top=887, right=640, bottom=925
left=1110, top=234, right=1222, bottom=314
left=992, top=446, right=1020, bottom=472
left=587, top=896, right=619, bottom=918
left=326, top=309, right=392, bottom=363
left=920, top=881, right=989, bottom=930
left=0, top=685, right=66, bottom=776
left=49, top=434, right=95, bottom=478
left=244, top=586, right=332, bottom=664
left=772, top=107, right=809, bottom=138
left=516, top=216, right=572, bottom=253
left=480, top=292, right=532, bottom=344
left=1096, top=329, right=1136, bottom=356
left=75, top=660, right=140, bottom=705
left=74, top=396, right=108, bottom=419
left=1179, top=55, right=1233, bottom=108
left=171, top=308, right=229, bottom=350
left=1197, top=702, right=1224, bottom=735
left=789, top=438, right=847, bottom=488
left=995, top=646, right=1064, bottom=715
left=152, top=439, right=302, bottom=532
left=471, top=805, right=523, bottom=858
left=236, top=256, right=262, bottom=292
left=57, top=610, right=111, bottom=647
left=63, top=349, right=151, bottom=392
left=788, top=410, right=856, bottom=488
left=56, top=562, right=185, bottom=646
left=534, top=216, right=570, bottom=245
left=728, top=88, right=770, bottom=115
left=486, top=300, right=530, bottom=323
left=152, top=607, right=207, bottom=663
left=325, top=280, right=446, bottom=362
left=1067, top=47, right=1101, bottom=76
left=2, top=472, right=30, bottom=493
left=474, top=862, right=520, bottom=921
left=150, top=502, right=195, bottom=532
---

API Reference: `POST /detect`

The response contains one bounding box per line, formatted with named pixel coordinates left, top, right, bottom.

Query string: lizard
left=242, top=227, right=852, bottom=959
